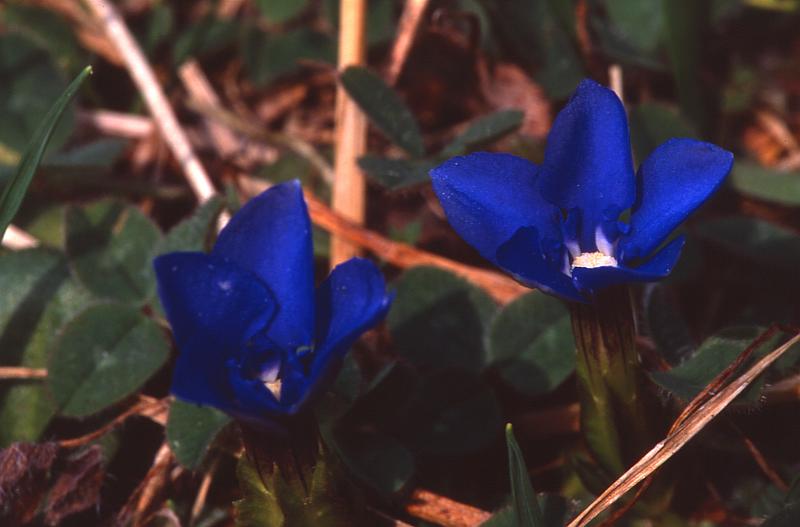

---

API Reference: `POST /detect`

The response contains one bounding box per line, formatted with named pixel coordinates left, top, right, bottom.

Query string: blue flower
left=154, top=181, right=391, bottom=427
left=431, top=79, right=733, bottom=302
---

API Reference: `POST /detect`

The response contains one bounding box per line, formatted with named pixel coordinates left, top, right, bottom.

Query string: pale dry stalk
left=84, top=0, right=216, bottom=203
left=332, top=0, right=368, bottom=265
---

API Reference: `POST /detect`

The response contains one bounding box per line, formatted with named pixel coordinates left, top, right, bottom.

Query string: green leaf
left=0, top=65, right=90, bottom=239
left=729, top=162, right=800, bottom=206
left=65, top=200, right=162, bottom=303
left=629, top=102, right=696, bottom=162
left=357, top=155, right=434, bottom=190
left=649, top=326, right=779, bottom=403
left=506, top=424, right=544, bottom=527
left=242, top=27, right=336, bottom=87
left=0, top=35, right=77, bottom=167
left=0, top=249, right=93, bottom=445
left=48, top=303, right=170, bottom=417
left=442, top=110, right=524, bottom=157
left=387, top=266, right=497, bottom=372
left=695, top=216, right=800, bottom=273
left=234, top=455, right=284, bottom=527
left=2, top=3, right=86, bottom=72
left=173, top=16, right=237, bottom=65
left=487, top=292, right=575, bottom=397
left=156, top=196, right=224, bottom=255
left=254, top=0, right=309, bottom=24
left=603, top=0, right=664, bottom=53
left=744, top=0, right=800, bottom=11
left=166, top=399, right=231, bottom=469
left=662, top=0, right=711, bottom=133
left=763, top=502, right=800, bottom=527
left=480, top=496, right=570, bottom=527
left=340, top=67, right=425, bottom=156
left=327, top=425, right=414, bottom=497
left=644, top=285, right=695, bottom=365
left=479, top=0, right=584, bottom=99
left=402, top=369, right=502, bottom=455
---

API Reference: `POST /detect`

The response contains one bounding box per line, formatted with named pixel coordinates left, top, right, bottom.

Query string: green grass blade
left=0, top=65, right=92, bottom=239
left=506, top=423, right=544, bottom=527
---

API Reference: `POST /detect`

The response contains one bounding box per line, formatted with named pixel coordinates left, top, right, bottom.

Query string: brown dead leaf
left=0, top=442, right=58, bottom=525
left=44, top=446, right=105, bottom=526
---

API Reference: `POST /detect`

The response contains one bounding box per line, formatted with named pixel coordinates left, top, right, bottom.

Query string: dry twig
left=59, top=396, right=168, bottom=449
left=84, top=0, right=216, bottom=203
left=405, top=488, right=491, bottom=527
left=386, top=0, right=431, bottom=84
left=0, top=366, right=47, bottom=380
left=566, top=331, right=800, bottom=527
left=332, top=0, right=368, bottom=264
left=239, top=176, right=528, bottom=304
left=1, top=225, right=39, bottom=250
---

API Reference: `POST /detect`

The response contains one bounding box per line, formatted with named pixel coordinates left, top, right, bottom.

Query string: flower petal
left=154, top=252, right=276, bottom=412
left=430, top=152, right=560, bottom=265
left=619, top=138, right=733, bottom=261
left=313, top=258, right=391, bottom=369
left=212, top=180, right=314, bottom=350
left=572, top=235, right=685, bottom=292
left=496, top=227, right=584, bottom=302
left=538, top=79, right=635, bottom=247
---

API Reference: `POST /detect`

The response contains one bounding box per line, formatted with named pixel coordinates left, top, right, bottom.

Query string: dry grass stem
left=332, top=0, right=368, bottom=265
left=1, top=225, right=39, bottom=250
left=59, top=396, right=168, bottom=449
left=239, top=176, right=528, bottom=304
left=386, top=0, right=430, bottom=84
left=405, top=488, right=491, bottom=527
left=0, top=366, right=47, bottom=380
left=84, top=0, right=216, bottom=203
left=77, top=109, right=155, bottom=139
left=566, top=331, right=800, bottom=527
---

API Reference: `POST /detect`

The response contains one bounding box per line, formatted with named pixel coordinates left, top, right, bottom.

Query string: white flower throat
left=571, top=251, right=618, bottom=269
left=567, top=226, right=619, bottom=270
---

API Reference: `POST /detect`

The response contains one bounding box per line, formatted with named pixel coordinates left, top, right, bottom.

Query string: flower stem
left=570, top=286, right=655, bottom=479
left=238, top=419, right=357, bottom=526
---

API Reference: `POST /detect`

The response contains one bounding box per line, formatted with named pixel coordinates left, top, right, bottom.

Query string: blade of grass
left=567, top=331, right=800, bottom=527
left=506, top=424, right=544, bottom=527
left=0, top=65, right=92, bottom=239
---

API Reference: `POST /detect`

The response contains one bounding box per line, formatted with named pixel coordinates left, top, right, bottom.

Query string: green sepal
left=235, top=439, right=357, bottom=527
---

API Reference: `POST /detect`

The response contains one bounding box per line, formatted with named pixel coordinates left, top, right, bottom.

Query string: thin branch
left=566, top=331, right=800, bottom=527
left=77, top=109, right=154, bottom=139
left=1, top=225, right=39, bottom=250
left=239, top=176, right=528, bottom=304
left=405, top=488, right=491, bottom=527
left=59, top=396, right=168, bottom=449
left=332, top=0, right=368, bottom=265
left=186, top=100, right=333, bottom=184
left=84, top=0, right=216, bottom=202
left=0, top=366, right=47, bottom=380
left=178, top=60, right=241, bottom=159
left=386, top=0, right=430, bottom=84
left=190, top=456, right=219, bottom=526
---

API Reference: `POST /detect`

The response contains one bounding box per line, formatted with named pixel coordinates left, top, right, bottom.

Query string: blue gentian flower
left=154, top=181, right=391, bottom=428
left=431, top=79, right=734, bottom=302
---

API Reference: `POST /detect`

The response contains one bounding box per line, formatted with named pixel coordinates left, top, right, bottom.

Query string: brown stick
left=566, top=331, right=800, bottom=527
left=386, top=0, right=430, bottom=84
left=238, top=176, right=528, bottom=304
left=0, top=366, right=47, bottom=380
left=332, top=0, right=368, bottom=265
left=405, top=488, right=491, bottom=527
left=84, top=0, right=217, bottom=203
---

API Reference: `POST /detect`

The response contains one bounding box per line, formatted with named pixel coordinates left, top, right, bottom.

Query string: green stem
left=237, top=418, right=358, bottom=527
left=571, top=286, right=654, bottom=478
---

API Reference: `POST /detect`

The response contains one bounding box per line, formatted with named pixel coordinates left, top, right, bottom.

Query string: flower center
left=264, top=378, right=282, bottom=400
left=571, top=251, right=618, bottom=269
